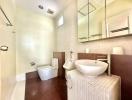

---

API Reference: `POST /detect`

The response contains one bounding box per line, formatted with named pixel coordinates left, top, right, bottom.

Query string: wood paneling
left=78, top=53, right=107, bottom=60
left=78, top=53, right=132, bottom=100
left=111, top=55, right=132, bottom=100
left=53, top=52, right=65, bottom=78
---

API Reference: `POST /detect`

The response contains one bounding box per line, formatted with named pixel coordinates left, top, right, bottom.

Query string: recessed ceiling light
left=47, top=9, right=54, bottom=14
left=38, top=5, right=44, bottom=10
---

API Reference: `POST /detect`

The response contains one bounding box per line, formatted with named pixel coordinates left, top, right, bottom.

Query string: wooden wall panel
left=78, top=53, right=107, bottom=60
left=111, top=55, right=132, bottom=100
left=53, top=52, right=65, bottom=78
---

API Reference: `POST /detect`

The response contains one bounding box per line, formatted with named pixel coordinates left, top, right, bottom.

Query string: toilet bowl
left=37, top=58, right=58, bottom=80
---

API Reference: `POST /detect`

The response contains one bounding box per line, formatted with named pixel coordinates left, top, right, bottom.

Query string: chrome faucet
left=70, top=51, right=74, bottom=60
left=96, top=54, right=111, bottom=76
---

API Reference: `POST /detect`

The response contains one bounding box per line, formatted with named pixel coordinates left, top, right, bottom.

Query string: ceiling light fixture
left=47, top=9, right=54, bottom=14
left=38, top=0, right=45, bottom=10
left=38, top=5, right=44, bottom=9
left=38, top=0, right=54, bottom=15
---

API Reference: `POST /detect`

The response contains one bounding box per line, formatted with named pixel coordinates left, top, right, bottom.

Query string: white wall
left=0, top=0, right=16, bottom=100
left=55, top=0, right=132, bottom=59
left=16, top=7, right=56, bottom=75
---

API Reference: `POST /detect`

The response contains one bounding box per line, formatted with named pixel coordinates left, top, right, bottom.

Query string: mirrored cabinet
left=78, top=0, right=89, bottom=42
left=77, top=0, right=132, bottom=43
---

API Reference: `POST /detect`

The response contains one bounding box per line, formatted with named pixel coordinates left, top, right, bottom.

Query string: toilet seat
left=37, top=65, right=57, bottom=70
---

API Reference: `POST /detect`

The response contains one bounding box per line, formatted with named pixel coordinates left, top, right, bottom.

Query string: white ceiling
left=16, top=0, right=71, bottom=17
left=16, top=0, right=115, bottom=18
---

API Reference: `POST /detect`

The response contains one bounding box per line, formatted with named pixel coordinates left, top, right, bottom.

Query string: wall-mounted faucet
left=96, top=54, right=111, bottom=76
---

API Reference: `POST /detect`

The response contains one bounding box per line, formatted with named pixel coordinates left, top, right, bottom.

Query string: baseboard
left=16, top=73, right=26, bottom=82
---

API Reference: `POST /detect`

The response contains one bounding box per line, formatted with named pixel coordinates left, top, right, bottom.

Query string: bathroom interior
left=0, top=0, right=132, bottom=100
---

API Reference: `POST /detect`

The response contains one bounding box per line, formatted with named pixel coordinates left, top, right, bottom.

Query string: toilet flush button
left=0, top=46, right=8, bottom=51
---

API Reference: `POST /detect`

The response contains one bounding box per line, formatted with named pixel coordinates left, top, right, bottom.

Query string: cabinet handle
left=0, top=46, right=8, bottom=51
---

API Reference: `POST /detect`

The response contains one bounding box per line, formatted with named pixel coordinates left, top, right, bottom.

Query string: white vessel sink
left=75, top=60, right=108, bottom=76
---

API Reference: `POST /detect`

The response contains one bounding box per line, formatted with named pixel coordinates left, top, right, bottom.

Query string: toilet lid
left=37, top=65, right=56, bottom=70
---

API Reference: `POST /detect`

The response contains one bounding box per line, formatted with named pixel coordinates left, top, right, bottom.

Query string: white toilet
left=37, top=58, right=58, bottom=80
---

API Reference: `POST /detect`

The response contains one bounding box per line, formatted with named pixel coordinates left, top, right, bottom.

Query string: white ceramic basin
left=75, top=60, right=108, bottom=76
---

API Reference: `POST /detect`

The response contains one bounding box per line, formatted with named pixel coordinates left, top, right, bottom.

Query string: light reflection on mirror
left=78, top=0, right=106, bottom=42
left=106, top=0, right=132, bottom=38
left=78, top=0, right=89, bottom=42
left=78, top=0, right=132, bottom=43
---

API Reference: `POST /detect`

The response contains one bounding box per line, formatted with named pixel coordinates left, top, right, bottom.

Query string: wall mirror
left=77, top=0, right=132, bottom=42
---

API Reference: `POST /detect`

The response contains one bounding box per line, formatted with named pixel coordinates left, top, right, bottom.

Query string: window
left=57, top=16, right=64, bottom=27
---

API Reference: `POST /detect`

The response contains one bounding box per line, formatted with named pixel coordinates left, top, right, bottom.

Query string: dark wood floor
left=25, top=72, right=67, bottom=100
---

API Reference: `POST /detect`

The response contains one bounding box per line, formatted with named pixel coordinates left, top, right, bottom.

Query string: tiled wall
left=0, top=0, right=16, bottom=100
left=16, top=7, right=56, bottom=75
